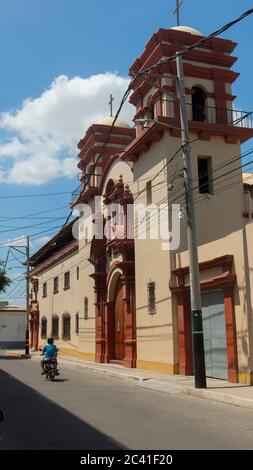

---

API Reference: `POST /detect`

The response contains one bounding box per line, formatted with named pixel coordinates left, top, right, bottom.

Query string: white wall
left=0, top=310, right=26, bottom=348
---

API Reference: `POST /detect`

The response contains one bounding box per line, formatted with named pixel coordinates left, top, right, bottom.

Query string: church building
left=29, top=24, right=253, bottom=384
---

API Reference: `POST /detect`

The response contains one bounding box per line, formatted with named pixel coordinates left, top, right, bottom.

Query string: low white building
left=0, top=302, right=26, bottom=349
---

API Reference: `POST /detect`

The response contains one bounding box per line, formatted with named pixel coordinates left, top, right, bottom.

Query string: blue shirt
left=43, top=343, right=58, bottom=359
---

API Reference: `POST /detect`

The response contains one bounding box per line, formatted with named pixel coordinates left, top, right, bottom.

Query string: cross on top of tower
left=108, top=94, right=114, bottom=117
left=173, top=0, right=183, bottom=26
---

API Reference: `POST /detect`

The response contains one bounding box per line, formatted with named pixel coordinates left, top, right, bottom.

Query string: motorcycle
left=39, top=347, right=60, bottom=381
left=44, top=357, right=59, bottom=381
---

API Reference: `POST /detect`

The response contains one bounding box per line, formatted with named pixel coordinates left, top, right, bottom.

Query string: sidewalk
left=3, top=349, right=253, bottom=410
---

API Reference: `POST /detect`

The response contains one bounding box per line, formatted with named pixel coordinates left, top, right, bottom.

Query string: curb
left=30, top=354, right=152, bottom=382
left=183, top=387, right=253, bottom=409
left=4, top=352, right=31, bottom=359
left=60, top=357, right=150, bottom=382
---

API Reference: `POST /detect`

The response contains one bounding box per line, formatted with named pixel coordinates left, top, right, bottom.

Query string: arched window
left=41, top=316, right=47, bottom=339
left=51, top=314, right=59, bottom=339
left=75, top=312, right=79, bottom=335
left=192, top=86, right=205, bottom=122
left=62, top=312, right=71, bottom=340
left=84, top=296, right=88, bottom=320
left=146, top=95, right=155, bottom=121
left=147, top=104, right=155, bottom=121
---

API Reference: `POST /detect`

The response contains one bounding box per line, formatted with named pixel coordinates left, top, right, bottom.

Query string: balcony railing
left=187, top=104, right=253, bottom=128
left=164, top=100, right=253, bottom=128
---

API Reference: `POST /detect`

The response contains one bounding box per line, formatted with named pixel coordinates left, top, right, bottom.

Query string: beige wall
left=132, top=132, right=178, bottom=371
left=131, top=127, right=253, bottom=379
left=36, top=245, right=96, bottom=360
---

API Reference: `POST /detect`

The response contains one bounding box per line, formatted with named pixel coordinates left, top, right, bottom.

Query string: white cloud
left=0, top=73, right=134, bottom=185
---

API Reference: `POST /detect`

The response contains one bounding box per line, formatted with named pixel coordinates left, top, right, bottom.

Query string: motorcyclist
left=41, top=336, right=58, bottom=375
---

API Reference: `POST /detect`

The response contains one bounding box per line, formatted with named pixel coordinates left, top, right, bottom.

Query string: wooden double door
left=114, top=282, right=124, bottom=361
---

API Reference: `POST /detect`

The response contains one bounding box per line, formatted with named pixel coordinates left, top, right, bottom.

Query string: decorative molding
left=170, top=254, right=238, bottom=383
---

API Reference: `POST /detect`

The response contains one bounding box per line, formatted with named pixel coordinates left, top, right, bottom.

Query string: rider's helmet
left=47, top=336, right=54, bottom=344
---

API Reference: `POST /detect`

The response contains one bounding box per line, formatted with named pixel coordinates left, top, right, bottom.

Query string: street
left=1, top=354, right=253, bottom=450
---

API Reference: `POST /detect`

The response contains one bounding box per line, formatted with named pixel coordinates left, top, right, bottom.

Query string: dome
left=98, top=116, right=130, bottom=128
left=171, top=26, right=204, bottom=36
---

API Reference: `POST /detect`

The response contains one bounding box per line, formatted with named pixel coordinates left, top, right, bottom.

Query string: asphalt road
left=1, top=354, right=253, bottom=450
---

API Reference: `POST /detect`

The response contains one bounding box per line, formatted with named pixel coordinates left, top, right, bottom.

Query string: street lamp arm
left=134, top=118, right=182, bottom=132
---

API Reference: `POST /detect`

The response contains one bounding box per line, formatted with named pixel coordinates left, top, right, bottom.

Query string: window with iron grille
left=84, top=296, right=88, bottom=320
left=62, top=312, right=71, bottom=340
left=192, top=86, right=205, bottom=122
left=64, top=271, right=70, bottom=290
left=51, top=314, right=59, bottom=339
left=147, top=281, right=156, bottom=314
left=53, top=277, right=59, bottom=294
left=42, top=282, right=47, bottom=298
left=41, top=316, right=47, bottom=339
left=75, top=312, right=79, bottom=335
left=198, top=157, right=213, bottom=194
left=146, top=180, right=152, bottom=206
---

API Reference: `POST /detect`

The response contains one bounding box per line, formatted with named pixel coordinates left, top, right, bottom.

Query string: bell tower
left=128, top=26, right=253, bottom=145
left=72, top=113, right=135, bottom=206
left=121, top=25, right=253, bottom=382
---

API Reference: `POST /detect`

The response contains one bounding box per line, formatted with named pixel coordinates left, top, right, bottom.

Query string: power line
left=65, top=86, right=133, bottom=228
left=0, top=191, right=72, bottom=200
left=0, top=225, right=63, bottom=247
left=37, top=151, right=253, bottom=268
left=0, top=217, right=70, bottom=233
left=0, top=275, right=26, bottom=299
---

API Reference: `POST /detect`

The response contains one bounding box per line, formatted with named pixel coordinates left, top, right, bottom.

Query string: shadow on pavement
left=0, top=369, right=124, bottom=450
left=0, top=355, right=31, bottom=361
left=42, top=378, right=70, bottom=383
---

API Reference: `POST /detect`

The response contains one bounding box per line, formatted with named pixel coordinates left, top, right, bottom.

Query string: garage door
left=202, top=291, right=228, bottom=380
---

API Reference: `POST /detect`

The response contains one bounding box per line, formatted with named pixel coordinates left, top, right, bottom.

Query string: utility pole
left=176, top=54, right=207, bottom=388
left=25, top=236, right=30, bottom=355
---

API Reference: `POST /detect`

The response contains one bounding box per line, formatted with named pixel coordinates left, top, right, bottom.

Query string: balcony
left=156, top=101, right=253, bottom=144
left=187, top=104, right=253, bottom=128
left=30, top=300, right=39, bottom=314
left=164, top=100, right=253, bottom=128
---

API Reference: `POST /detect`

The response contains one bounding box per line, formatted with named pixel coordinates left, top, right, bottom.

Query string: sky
left=0, top=0, right=253, bottom=305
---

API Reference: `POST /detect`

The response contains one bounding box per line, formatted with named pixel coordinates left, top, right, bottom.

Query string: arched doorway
left=89, top=175, right=136, bottom=368
left=192, top=86, right=205, bottom=121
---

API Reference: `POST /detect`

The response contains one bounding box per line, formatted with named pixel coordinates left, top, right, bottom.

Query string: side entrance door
left=202, top=290, right=228, bottom=380
left=114, top=282, right=124, bottom=361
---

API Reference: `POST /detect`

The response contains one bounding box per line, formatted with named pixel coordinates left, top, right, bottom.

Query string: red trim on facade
left=177, top=290, right=193, bottom=375
left=129, top=28, right=237, bottom=77
left=89, top=177, right=136, bottom=368
left=29, top=299, right=39, bottom=351
left=121, top=123, right=165, bottom=162
left=170, top=255, right=238, bottom=383
left=130, top=63, right=239, bottom=107
left=224, top=285, right=238, bottom=382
